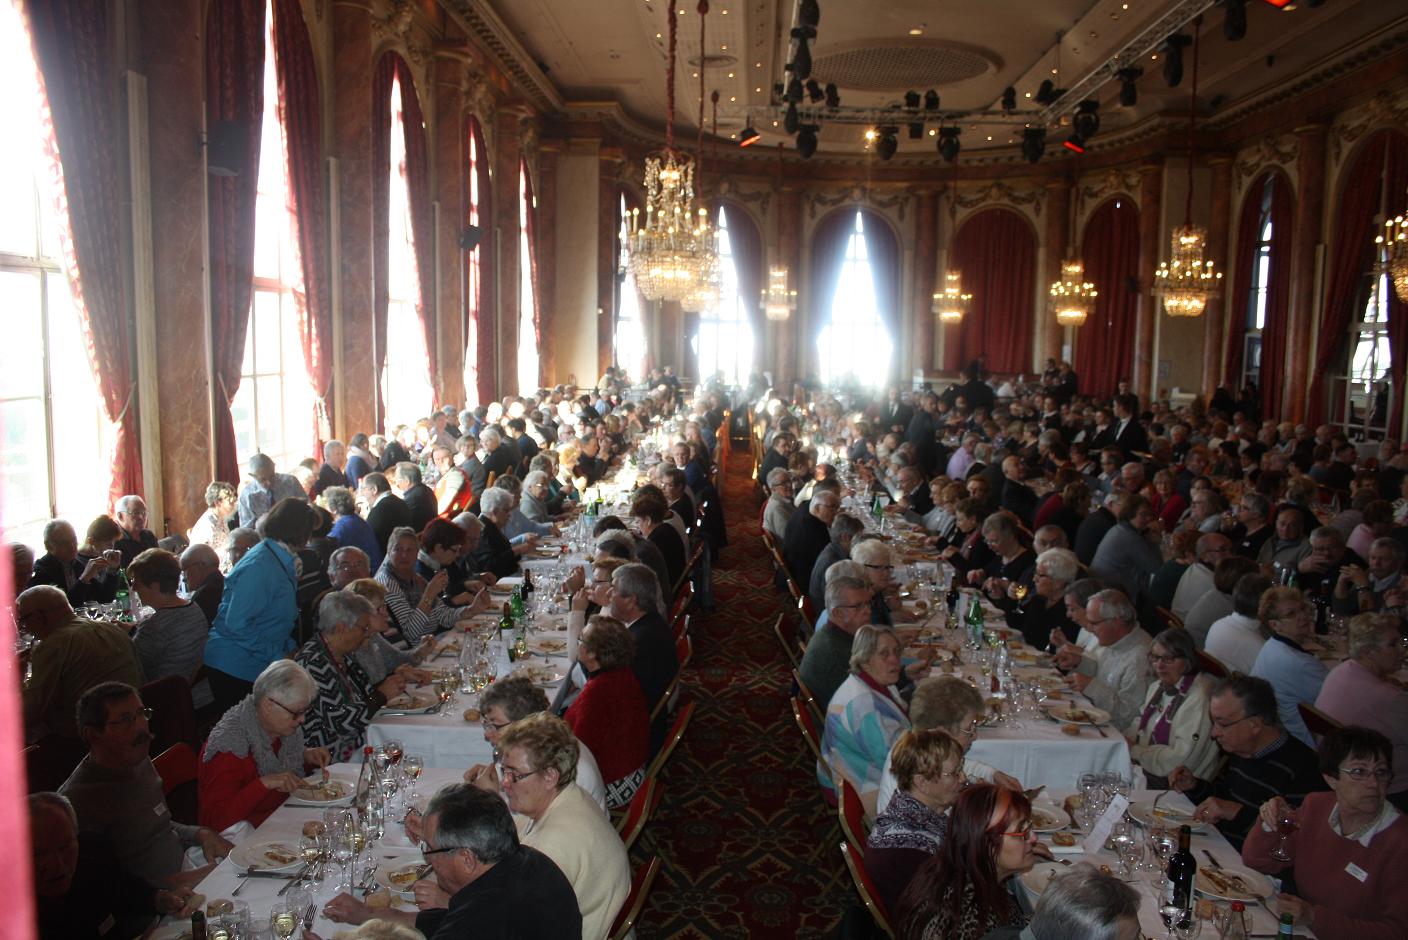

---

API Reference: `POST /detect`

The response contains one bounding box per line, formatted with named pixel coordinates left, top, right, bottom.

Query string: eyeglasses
left=1210, top=713, right=1256, bottom=730
left=833, top=601, right=870, bottom=611
left=480, top=716, right=513, bottom=732
left=1087, top=616, right=1119, bottom=627
left=1338, top=766, right=1392, bottom=782
left=1000, top=821, right=1034, bottom=838
left=863, top=564, right=895, bottom=572
left=106, top=707, right=154, bottom=730
left=269, top=698, right=310, bottom=719
left=419, top=841, right=459, bottom=858
left=499, top=765, right=539, bottom=784
left=1147, top=652, right=1184, bottom=665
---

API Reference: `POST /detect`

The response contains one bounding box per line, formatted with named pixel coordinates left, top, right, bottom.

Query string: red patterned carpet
left=634, top=446, right=848, bottom=939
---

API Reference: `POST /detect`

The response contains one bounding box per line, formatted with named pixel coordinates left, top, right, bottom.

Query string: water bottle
left=966, top=592, right=985, bottom=649
left=1219, top=901, right=1248, bottom=939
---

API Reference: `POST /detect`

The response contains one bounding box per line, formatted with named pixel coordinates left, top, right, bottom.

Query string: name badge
left=154, top=801, right=167, bottom=816
left=1346, top=861, right=1369, bottom=882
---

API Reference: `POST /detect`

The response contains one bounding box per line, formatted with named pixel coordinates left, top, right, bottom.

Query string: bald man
left=179, top=543, right=223, bottom=624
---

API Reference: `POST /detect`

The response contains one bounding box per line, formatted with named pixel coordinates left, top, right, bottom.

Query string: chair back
left=840, top=841, right=895, bottom=938
left=792, top=668, right=824, bottom=726
left=669, top=580, right=694, bottom=627
left=798, top=594, right=818, bottom=632
left=1155, top=606, right=1184, bottom=632
left=608, top=856, right=662, bottom=940
left=773, top=613, right=800, bottom=670
left=652, top=635, right=693, bottom=720
left=153, top=742, right=200, bottom=825
left=614, top=778, right=662, bottom=852
left=792, top=696, right=826, bottom=769
left=1196, top=650, right=1229, bottom=678
left=672, top=613, right=691, bottom=644
left=1299, top=701, right=1343, bottom=741
left=837, top=775, right=870, bottom=849
left=140, top=674, right=198, bottom=755
left=644, top=701, right=695, bottom=782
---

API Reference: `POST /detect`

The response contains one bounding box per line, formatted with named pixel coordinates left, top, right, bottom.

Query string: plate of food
left=384, top=690, right=438, bottom=711
left=1195, top=864, right=1271, bottom=902
left=377, top=858, right=430, bottom=897
left=1029, top=802, right=1071, bottom=833
left=1033, top=675, right=1071, bottom=693
left=511, top=663, right=564, bottom=686
left=230, top=840, right=303, bottom=873
left=1017, top=861, right=1066, bottom=898
left=1126, top=799, right=1207, bottom=832
left=1041, top=703, right=1111, bottom=726
left=286, top=775, right=354, bottom=807
left=529, top=637, right=568, bottom=655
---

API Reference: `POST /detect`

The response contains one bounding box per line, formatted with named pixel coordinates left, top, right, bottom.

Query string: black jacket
left=402, top=483, right=438, bottom=532
left=367, top=492, right=412, bottom=551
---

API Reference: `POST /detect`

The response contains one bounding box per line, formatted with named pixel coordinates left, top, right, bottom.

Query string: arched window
left=463, top=115, right=487, bottom=407
left=0, top=1, right=112, bottom=546
left=692, top=205, right=755, bottom=387
left=380, top=69, right=433, bottom=429
left=1239, top=177, right=1276, bottom=390
left=818, top=210, right=892, bottom=388
left=1334, top=241, right=1394, bottom=437
left=615, top=192, right=647, bottom=381
left=230, top=2, right=315, bottom=471
left=518, top=160, right=539, bottom=393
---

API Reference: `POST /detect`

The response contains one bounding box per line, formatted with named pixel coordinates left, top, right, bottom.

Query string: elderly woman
left=822, top=625, right=913, bottom=815
left=1125, top=628, right=1218, bottom=788
left=1244, top=727, right=1408, bottom=938
left=939, top=497, right=994, bottom=578
left=415, top=518, right=482, bottom=606
left=1057, top=577, right=1108, bottom=658
left=204, top=497, right=316, bottom=715
left=343, top=578, right=434, bottom=685
left=922, top=481, right=967, bottom=546
left=866, top=729, right=968, bottom=914
left=1006, top=547, right=1080, bottom=649
left=895, top=784, right=1035, bottom=940
left=1251, top=586, right=1328, bottom=748
left=128, top=549, right=213, bottom=711
left=520, top=470, right=557, bottom=524
left=376, top=526, right=473, bottom=643
left=75, top=515, right=124, bottom=604
left=187, top=482, right=237, bottom=557
left=1151, top=469, right=1188, bottom=529
left=324, top=485, right=382, bottom=567
left=198, top=659, right=331, bottom=831
left=563, top=615, right=649, bottom=809
left=491, top=475, right=558, bottom=542
left=1314, top=614, right=1408, bottom=808
left=292, top=592, right=407, bottom=763
left=470, top=488, right=525, bottom=579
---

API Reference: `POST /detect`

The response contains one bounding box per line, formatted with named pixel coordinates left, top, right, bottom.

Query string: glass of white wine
left=269, top=898, right=301, bottom=940
left=404, top=754, right=424, bottom=800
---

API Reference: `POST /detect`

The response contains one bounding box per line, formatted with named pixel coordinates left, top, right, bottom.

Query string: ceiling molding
left=437, top=0, right=563, bottom=112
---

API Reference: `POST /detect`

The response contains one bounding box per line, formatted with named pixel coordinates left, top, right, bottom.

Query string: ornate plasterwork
left=1074, top=167, right=1143, bottom=217
left=952, top=180, right=1044, bottom=217
left=1329, top=88, right=1408, bottom=164
left=1233, top=133, right=1299, bottom=195
left=710, top=180, right=772, bottom=219
left=805, top=186, right=911, bottom=222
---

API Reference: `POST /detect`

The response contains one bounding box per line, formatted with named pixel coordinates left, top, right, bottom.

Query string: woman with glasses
left=822, top=626, right=913, bottom=815
left=198, top=659, right=330, bottom=831
left=563, top=615, right=648, bottom=808
left=1005, top=548, right=1080, bottom=650
left=866, top=729, right=968, bottom=914
left=1242, top=727, right=1408, bottom=938
left=894, top=784, right=1035, bottom=940
left=1124, top=628, right=1218, bottom=789
left=1250, top=586, right=1329, bottom=748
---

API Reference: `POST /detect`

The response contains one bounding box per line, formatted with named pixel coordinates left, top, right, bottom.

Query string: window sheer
left=615, top=194, right=648, bottom=382
left=518, top=162, right=539, bottom=394
left=817, top=210, right=892, bottom=388
left=463, top=117, right=484, bottom=407
left=1239, top=176, right=1275, bottom=391
left=691, top=205, right=754, bottom=387
left=1331, top=242, right=1393, bottom=439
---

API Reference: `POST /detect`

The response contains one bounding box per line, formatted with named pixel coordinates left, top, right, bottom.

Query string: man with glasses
left=178, top=542, right=223, bottom=624
left=1171, top=532, right=1232, bottom=621
left=801, top=575, right=876, bottom=711
left=60, top=682, right=232, bottom=885
left=1054, top=588, right=1152, bottom=732
left=1166, top=675, right=1324, bottom=849
left=113, top=494, right=160, bottom=566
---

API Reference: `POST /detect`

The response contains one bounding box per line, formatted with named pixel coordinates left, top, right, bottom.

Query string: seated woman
left=922, top=481, right=967, bottom=546
left=414, top=518, right=482, bottom=605
left=865, top=728, right=968, bottom=914
left=821, top=625, right=912, bottom=815
left=1151, top=469, right=1189, bottom=529
left=293, top=592, right=408, bottom=763
left=938, top=497, right=993, bottom=579
left=1125, top=628, right=1218, bottom=789
left=1243, top=727, right=1408, bottom=939
left=520, top=470, right=557, bottom=524
left=198, top=659, right=331, bottom=831
left=1056, top=577, right=1107, bottom=659
left=74, top=514, right=123, bottom=604
left=187, top=481, right=238, bottom=558
left=563, top=615, right=649, bottom=809
left=895, top=784, right=1035, bottom=940
left=470, top=489, right=527, bottom=579
left=343, top=578, right=434, bottom=685
left=376, top=526, right=478, bottom=643
left=1005, top=548, right=1080, bottom=649
left=128, top=548, right=213, bottom=712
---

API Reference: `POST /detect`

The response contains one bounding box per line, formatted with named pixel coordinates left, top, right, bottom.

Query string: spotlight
left=805, top=79, right=824, bottom=102
left=924, top=89, right=940, bottom=111
left=876, top=127, right=898, bottom=161
left=904, top=90, right=921, bottom=110
left=1035, top=79, right=1057, bottom=106
left=1063, top=132, right=1086, bottom=155
left=938, top=126, right=961, bottom=163
left=773, top=81, right=785, bottom=98
left=1223, top=0, right=1248, bottom=41
left=798, top=0, right=820, bottom=28
left=784, top=100, right=800, bottom=134
left=1117, top=67, right=1142, bottom=107
left=908, top=122, right=924, bottom=140
left=738, top=125, right=760, bottom=147
left=1000, top=86, right=1016, bottom=112
left=1021, top=127, right=1046, bottom=163
left=786, top=77, right=803, bottom=102
left=459, top=225, right=483, bottom=250
left=1073, top=100, right=1100, bottom=139
left=791, top=27, right=815, bottom=79
left=796, top=124, right=819, bottom=158
left=824, top=82, right=840, bottom=108
left=1162, top=34, right=1192, bottom=87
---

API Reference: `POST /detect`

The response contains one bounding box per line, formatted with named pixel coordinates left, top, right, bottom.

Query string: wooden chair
left=140, top=674, right=198, bottom=755
left=672, top=613, right=691, bottom=644
left=837, top=776, right=871, bottom=850
left=791, top=696, right=827, bottom=777
left=669, top=580, right=693, bottom=629
left=644, top=701, right=695, bottom=782
left=1299, top=702, right=1343, bottom=741
left=774, top=613, right=801, bottom=670
left=607, top=856, right=662, bottom=940
left=792, top=668, right=824, bottom=726
left=797, top=594, right=818, bottom=634
left=1156, top=606, right=1185, bottom=632
left=153, top=742, right=200, bottom=825
left=650, top=635, right=693, bottom=721
left=840, top=841, right=896, bottom=938
left=1196, top=650, right=1230, bottom=678
left=614, top=778, right=662, bottom=852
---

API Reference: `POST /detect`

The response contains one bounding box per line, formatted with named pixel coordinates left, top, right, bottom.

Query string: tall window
left=230, top=4, right=315, bottom=473
left=1240, top=175, right=1275, bottom=390
left=818, top=210, right=892, bottom=388
left=1332, top=241, right=1393, bottom=438
left=463, top=117, right=484, bottom=406
left=615, top=193, right=647, bottom=382
left=692, top=205, right=754, bottom=387
left=0, top=3, right=112, bottom=548
left=517, top=162, right=539, bottom=393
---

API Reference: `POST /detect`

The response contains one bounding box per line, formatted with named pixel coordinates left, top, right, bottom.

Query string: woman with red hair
left=895, top=784, right=1037, bottom=940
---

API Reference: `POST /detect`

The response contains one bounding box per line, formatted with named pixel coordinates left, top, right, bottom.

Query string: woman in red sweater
left=564, top=615, right=648, bottom=809
left=1243, top=726, right=1408, bottom=940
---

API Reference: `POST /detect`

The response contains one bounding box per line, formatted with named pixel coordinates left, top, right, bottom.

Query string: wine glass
left=331, top=827, right=355, bottom=890
left=385, top=739, right=404, bottom=764
left=1270, top=808, right=1298, bottom=861
left=269, top=897, right=301, bottom=939
left=1012, top=582, right=1030, bottom=604
left=1109, top=822, right=1141, bottom=876
left=404, top=754, right=424, bottom=799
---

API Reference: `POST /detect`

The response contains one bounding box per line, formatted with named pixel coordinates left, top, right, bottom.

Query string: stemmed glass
left=1110, top=822, right=1144, bottom=877
left=403, top=754, right=424, bottom=800
left=1270, top=808, right=1298, bottom=862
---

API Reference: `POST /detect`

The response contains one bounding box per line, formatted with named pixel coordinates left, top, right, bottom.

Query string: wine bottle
left=498, top=600, right=513, bottom=635
left=1164, top=824, right=1197, bottom=922
left=191, top=911, right=208, bottom=940
left=523, top=567, right=534, bottom=597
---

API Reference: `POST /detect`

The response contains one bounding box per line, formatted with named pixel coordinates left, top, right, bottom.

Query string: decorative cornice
left=1075, top=168, right=1143, bottom=216
left=953, top=180, right=1045, bottom=217
left=711, top=181, right=772, bottom=218
left=805, top=187, right=911, bottom=222
left=1329, top=87, right=1408, bottom=164
left=1233, top=132, right=1299, bottom=191
left=437, top=0, right=563, bottom=113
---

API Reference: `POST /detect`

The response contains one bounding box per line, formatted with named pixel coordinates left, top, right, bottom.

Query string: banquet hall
left=6, top=0, right=1408, bottom=938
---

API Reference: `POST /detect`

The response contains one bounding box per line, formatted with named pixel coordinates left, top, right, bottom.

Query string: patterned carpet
left=635, top=444, right=848, bottom=939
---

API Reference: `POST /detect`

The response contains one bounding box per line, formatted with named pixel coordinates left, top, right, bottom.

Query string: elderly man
left=760, top=431, right=795, bottom=481
left=179, top=542, right=224, bottom=624
left=313, top=439, right=350, bottom=497
left=983, top=863, right=1142, bottom=940
left=1055, top=589, right=1152, bottom=731
left=1295, top=524, right=1363, bottom=598
left=808, top=514, right=866, bottom=612
left=224, top=526, right=260, bottom=570
left=1090, top=494, right=1164, bottom=601
left=360, top=471, right=411, bottom=552
left=945, top=432, right=980, bottom=480
left=1170, top=532, right=1231, bottom=620
left=113, top=495, right=160, bottom=565
left=31, top=519, right=112, bottom=606
left=236, top=454, right=305, bottom=528
left=1334, top=536, right=1404, bottom=614
left=392, top=461, right=438, bottom=533
left=1229, top=491, right=1274, bottom=559
left=1074, top=491, right=1119, bottom=566
left=801, top=575, right=877, bottom=710
left=1167, top=675, right=1324, bottom=849
left=782, top=483, right=841, bottom=588
left=1204, top=573, right=1273, bottom=675
left=762, top=467, right=795, bottom=542
left=998, top=456, right=1037, bottom=526
left=609, top=563, right=677, bottom=726
left=478, top=425, right=516, bottom=481
left=60, top=682, right=232, bottom=885
left=471, top=488, right=526, bottom=579
left=1256, top=506, right=1310, bottom=569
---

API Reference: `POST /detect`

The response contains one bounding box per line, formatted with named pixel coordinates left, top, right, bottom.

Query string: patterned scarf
left=1137, top=673, right=1196, bottom=746
left=869, top=789, right=948, bottom=854
left=202, top=694, right=306, bottom=775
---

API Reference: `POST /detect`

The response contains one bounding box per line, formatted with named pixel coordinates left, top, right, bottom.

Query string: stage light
left=1162, top=34, right=1192, bottom=87
left=938, top=126, right=962, bottom=162
left=798, top=0, right=820, bottom=28
left=924, top=89, right=940, bottom=111
left=784, top=101, right=800, bottom=134
left=1022, top=127, right=1047, bottom=163
left=1063, top=133, right=1086, bottom=155
left=790, top=27, right=815, bottom=79
left=1224, top=0, right=1248, bottom=40
left=805, top=79, right=823, bottom=102
left=786, top=76, right=803, bottom=102
left=876, top=127, right=898, bottom=161
left=904, top=90, right=921, bottom=109
left=1035, top=79, right=1057, bottom=105
left=908, top=123, right=924, bottom=140
left=1000, top=86, right=1016, bottom=111
left=1073, top=100, right=1100, bottom=139
left=824, top=82, right=840, bottom=108
left=1117, top=67, right=1142, bottom=107
left=796, top=124, right=819, bottom=158
left=738, top=125, right=760, bottom=147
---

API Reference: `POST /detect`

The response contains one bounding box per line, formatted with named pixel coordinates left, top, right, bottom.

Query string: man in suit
left=113, top=496, right=161, bottom=566
left=758, top=432, right=795, bottom=483
left=360, top=472, right=411, bottom=553
left=312, top=439, right=350, bottom=498
left=631, top=494, right=686, bottom=592
left=608, top=562, right=678, bottom=752
left=29, top=520, right=112, bottom=607
left=660, top=467, right=696, bottom=532
left=454, top=433, right=489, bottom=508
left=479, top=426, right=518, bottom=483
left=393, top=462, right=437, bottom=532
left=999, top=455, right=1039, bottom=527
left=1111, top=393, right=1149, bottom=457
left=881, top=387, right=914, bottom=434
left=904, top=393, right=942, bottom=477
left=890, top=465, right=934, bottom=518
left=782, top=486, right=841, bottom=588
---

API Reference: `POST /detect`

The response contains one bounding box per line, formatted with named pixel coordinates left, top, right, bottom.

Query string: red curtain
left=270, top=0, right=331, bottom=453
left=1309, top=130, right=1408, bottom=426
left=25, top=0, right=143, bottom=510
left=205, top=0, right=266, bottom=488
left=521, top=159, right=540, bottom=389
left=399, top=64, right=437, bottom=390
left=943, top=207, right=1037, bottom=374
left=1223, top=172, right=1295, bottom=421
left=720, top=201, right=763, bottom=375
left=1074, top=198, right=1141, bottom=399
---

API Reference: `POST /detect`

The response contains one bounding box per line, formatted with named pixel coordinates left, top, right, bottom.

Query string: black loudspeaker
left=460, top=225, right=484, bottom=251
left=206, top=120, right=247, bottom=177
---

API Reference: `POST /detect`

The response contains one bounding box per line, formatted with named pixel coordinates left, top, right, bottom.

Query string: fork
left=302, top=902, right=317, bottom=931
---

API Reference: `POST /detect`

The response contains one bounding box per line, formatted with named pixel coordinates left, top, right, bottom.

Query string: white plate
left=1017, top=861, right=1066, bottom=898
left=528, top=637, right=568, bottom=655
left=377, top=857, right=429, bottom=897
left=511, top=664, right=564, bottom=686
left=230, top=839, right=303, bottom=873
left=1127, top=799, right=1207, bottom=832
left=285, top=775, right=355, bottom=807
left=1029, top=802, right=1071, bottom=833
left=385, top=691, right=438, bottom=711
left=1042, top=703, right=1112, bottom=726
left=1195, top=864, right=1272, bottom=902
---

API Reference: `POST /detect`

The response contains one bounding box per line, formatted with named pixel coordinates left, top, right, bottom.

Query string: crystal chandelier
left=763, top=265, right=796, bottom=320
left=1380, top=213, right=1408, bottom=303
left=680, top=219, right=723, bottom=313
left=1050, top=258, right=1098, bottom=327
left=932, top=271, right=972, bottom=324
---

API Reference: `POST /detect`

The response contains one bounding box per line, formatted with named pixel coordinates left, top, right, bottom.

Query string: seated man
left=236, top=454, right=305, bottom=528
left=981, top=863, right=1141, bottom=940
left=1167, top=674, right=1325, bottom=849
left=1204, top=573, right=1272, bottom=676
left=113, top=495, right=160, bottom=566
left=609, top=562, right=677, bottom=749
left=782, top=484, right=841, bottom=588
left=179, top=542, right=224, bottom=624
left=470, top=488, right=526, bottom=579
left=30, top=519, right=113, bottom=607
left=60, top=682, right=232, bottom=885
left=808, top=514, right=865, bottom=612
left=1054, top=589, right=1151, bottom=732
left=393, top=461, right=438, bottom=533
left=799, top=575, right=874, bottom=710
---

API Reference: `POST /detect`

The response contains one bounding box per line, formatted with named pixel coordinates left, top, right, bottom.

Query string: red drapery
left=269, top=0, right=331, bottom=454
left=521, top=159, right=540, bottom=389
left=944, top=207, right=1037, bottom=374
left=464, top=115, right=489, bottom=405
left=719, top=201, right=763, bottom=376
left=1223, top=172, right=1294, bottom=421
left=1074, top=198, right=1141, bottom=399
left=1310, top=130, right=1408, bottom=428
left=26, top=0, right=143, bottom=509
left=205, top=0, right=266, bottom=486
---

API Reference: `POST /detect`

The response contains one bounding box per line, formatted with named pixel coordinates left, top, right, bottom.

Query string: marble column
left=1285, top=124, right=1327, bottom=423
left=1202, top=156, right=1234, bottom=401
left=1134, top=161, right=1164, bottom=403
left=597, top=148, right=624, bottom=379
left=493, top=108, right=524, bottom=395
left=432, top=55, right=466, bottom=409
left=535, top=143, right=559, bottom=384
left=775, top=186, right=802, bottom=388
left=1042, top=179, right=1073, bottom=366
left=912, top=189, right=938, bottom=376
left=332, top=0, right=374, bottom=435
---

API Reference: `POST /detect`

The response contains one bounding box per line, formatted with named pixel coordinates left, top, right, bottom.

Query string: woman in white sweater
left=1125, top=628, right=1219, bottom=788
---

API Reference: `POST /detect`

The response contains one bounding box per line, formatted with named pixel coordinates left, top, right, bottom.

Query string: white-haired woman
left=1125, top=628, right=1218, bottom=788
left=1005, top=548, right=1081, bottom=649
left=821, top=625, right=912, bottom=816
left=520, top=470, right=556, bottom=524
